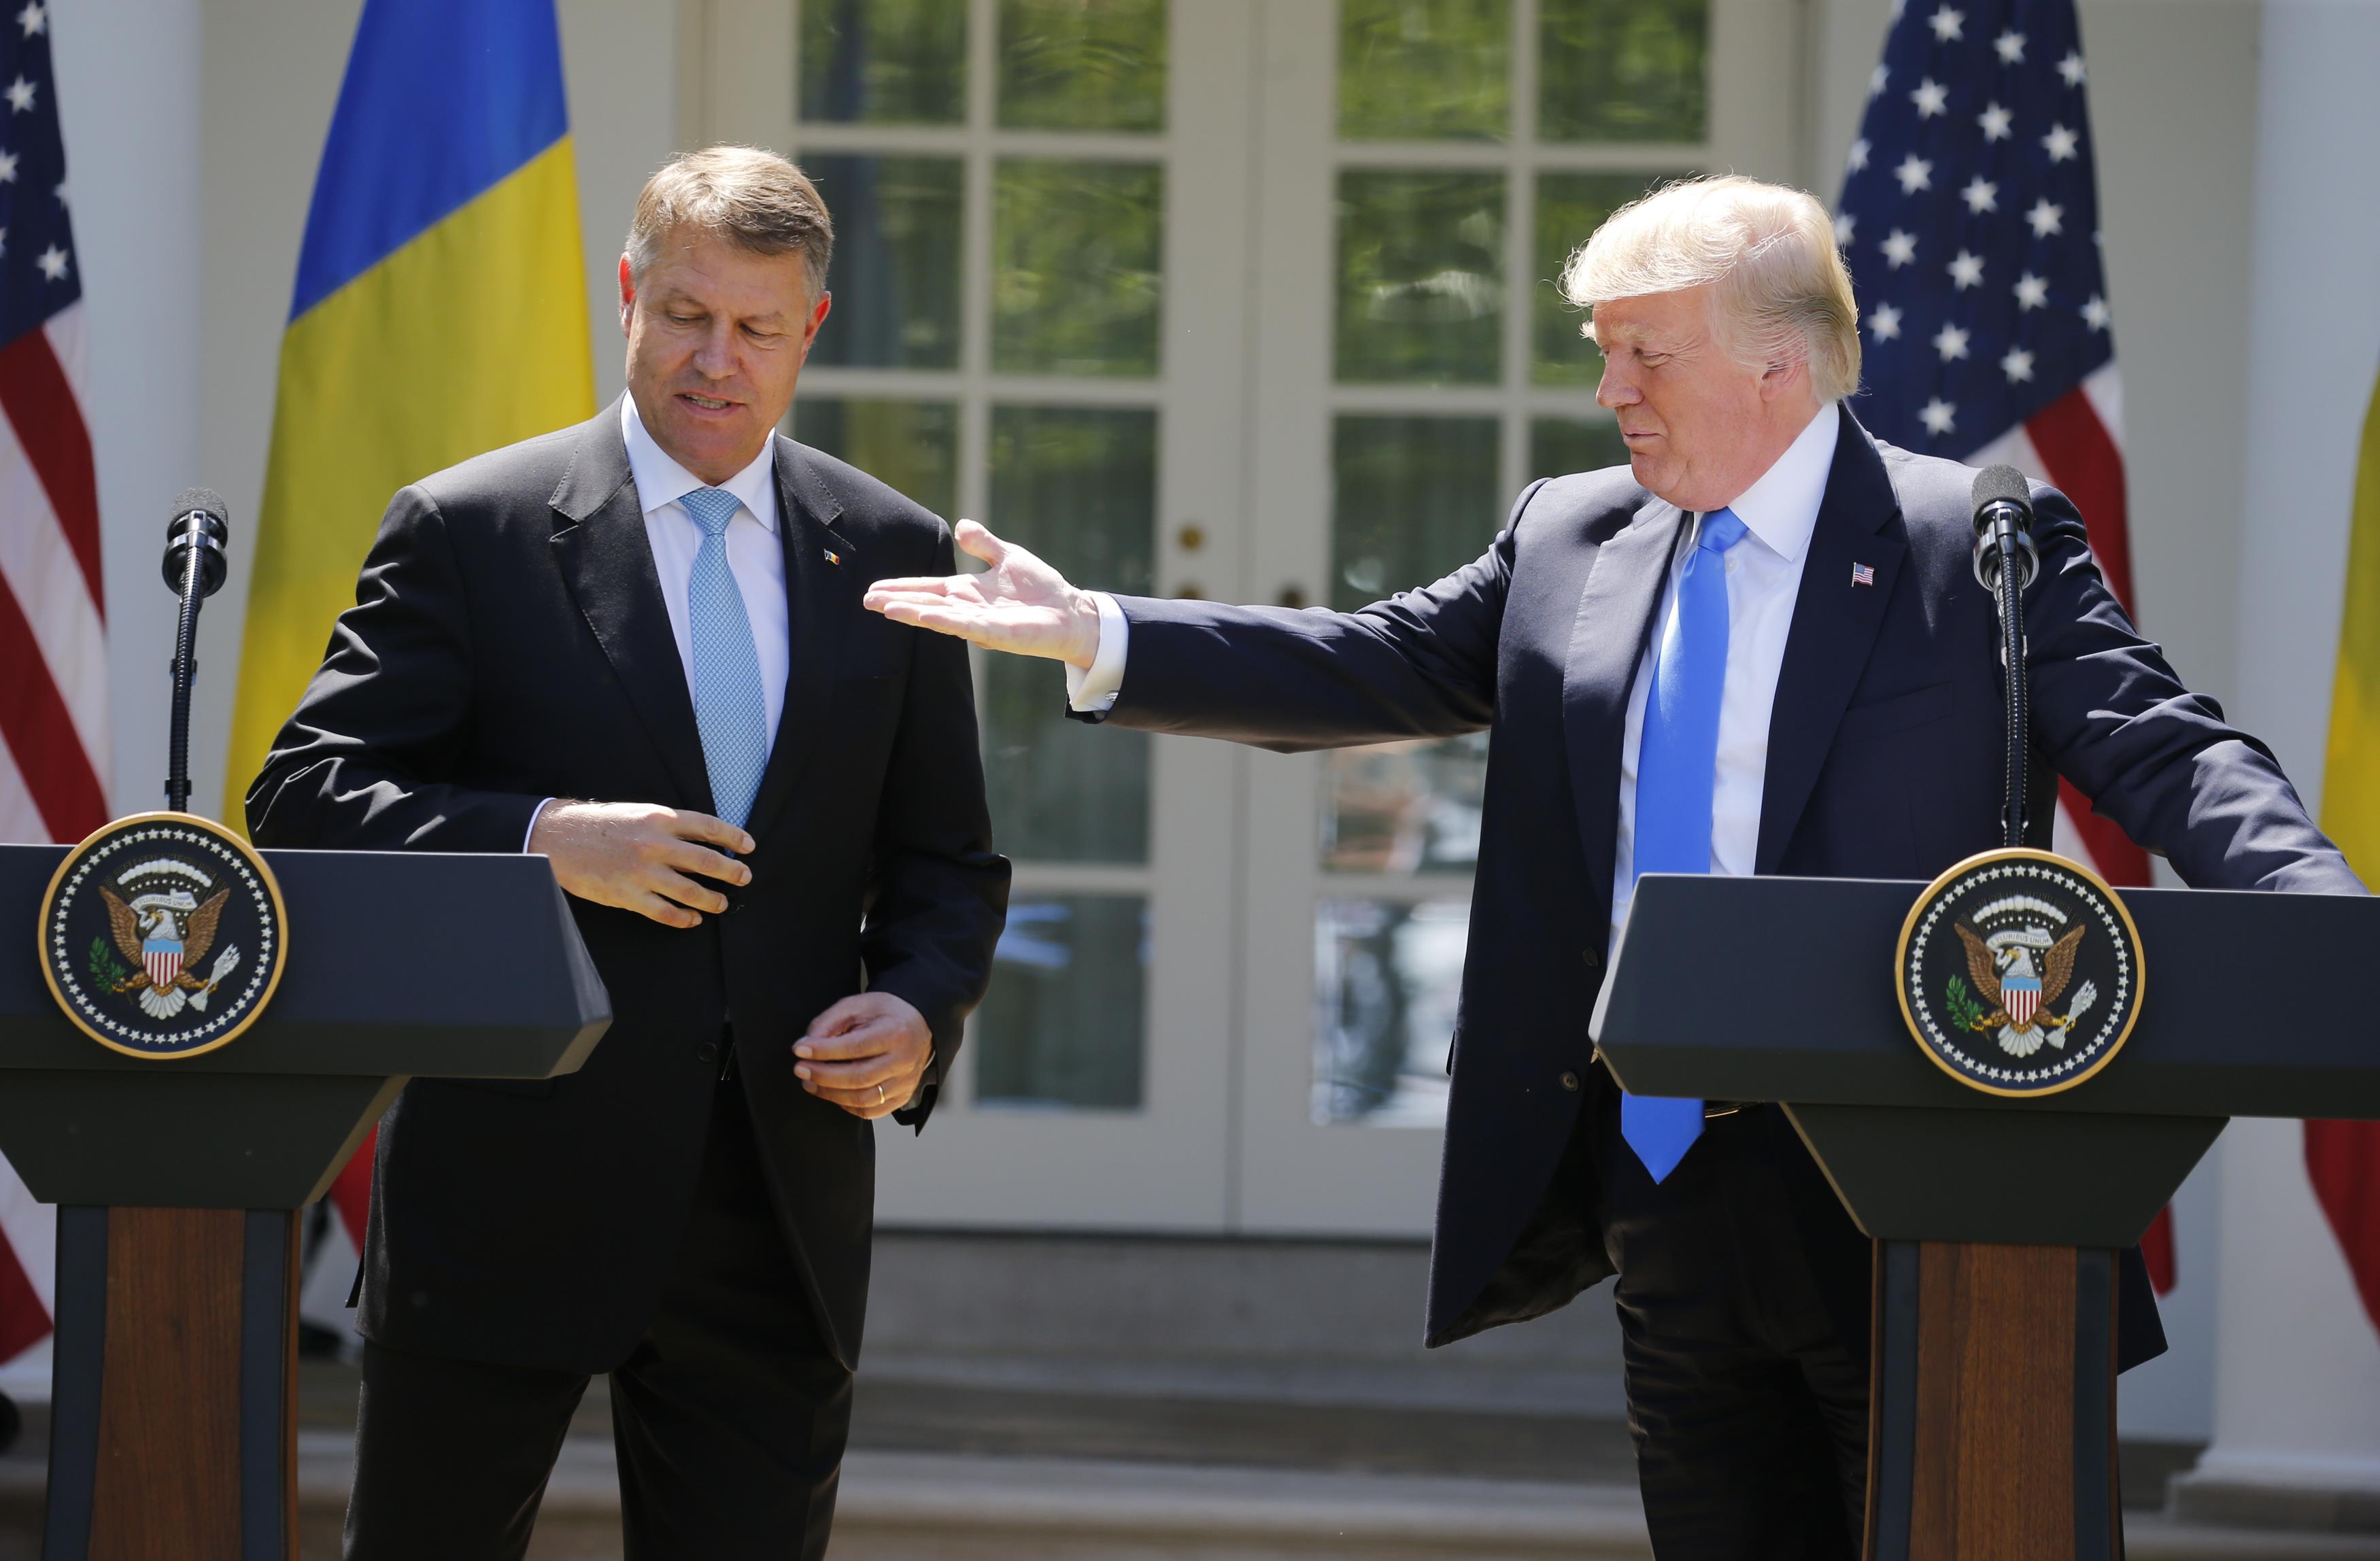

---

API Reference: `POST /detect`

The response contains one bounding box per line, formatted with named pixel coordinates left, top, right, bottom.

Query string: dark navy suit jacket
left=1085, top=405, right=2360, bottom=1356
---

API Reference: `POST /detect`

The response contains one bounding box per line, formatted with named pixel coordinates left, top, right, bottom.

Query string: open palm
left=864, top=519, right=1104, bottom=666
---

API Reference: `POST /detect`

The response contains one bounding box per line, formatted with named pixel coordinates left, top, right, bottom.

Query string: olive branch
left=1945, top=974, right=1989, bottom=1033
left=87, top=936, right=131, bottom=988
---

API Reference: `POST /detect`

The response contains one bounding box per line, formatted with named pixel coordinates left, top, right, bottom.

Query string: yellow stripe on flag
left=224, top=137, right=594, bottom=814
left=2322, top=362, right=2380, bottom=869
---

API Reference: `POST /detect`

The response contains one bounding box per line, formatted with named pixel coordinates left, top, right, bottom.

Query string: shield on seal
left=143, top=937, right=184, bottom=991
left=2002, top=972, right=2041, bottom=1029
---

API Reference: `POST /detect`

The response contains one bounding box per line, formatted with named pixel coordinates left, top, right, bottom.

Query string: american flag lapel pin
left=1851, top=562, right=1875, bottom=587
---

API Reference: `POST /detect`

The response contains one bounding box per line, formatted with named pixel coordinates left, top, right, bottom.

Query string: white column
left=2181, top=0, right=2380, bottom=1524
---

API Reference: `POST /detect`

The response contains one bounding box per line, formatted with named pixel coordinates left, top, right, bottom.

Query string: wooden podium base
left=1866, top=1241, right=2120, bottom=1561
left=44, top=1207, right=299, bottom=1561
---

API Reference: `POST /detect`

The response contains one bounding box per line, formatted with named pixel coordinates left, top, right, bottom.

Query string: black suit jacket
left=1087, top=405, right=2360, bottom=1354
left=247, top=401, right=1008, bottom=1374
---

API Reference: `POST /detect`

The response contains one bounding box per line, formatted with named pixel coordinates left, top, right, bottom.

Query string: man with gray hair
left=865, top=175, right=2356, bottom=1555
left=248, top=145, right=1008, bottom=1558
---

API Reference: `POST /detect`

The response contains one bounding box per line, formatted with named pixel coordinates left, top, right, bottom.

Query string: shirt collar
left=619, top=395, right=781, bottom=532
left=1706, top=401, right=1839, bottom=565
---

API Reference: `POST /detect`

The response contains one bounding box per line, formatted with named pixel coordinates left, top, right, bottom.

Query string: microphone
left=160, top=488, right=231, bottom=813
left=1969, top=464, right=2037, bottom=594
left=161, top=487, right=230, bottom=597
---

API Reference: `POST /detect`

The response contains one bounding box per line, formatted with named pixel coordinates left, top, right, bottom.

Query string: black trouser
left=1591, top=1082, right=1873, bottom=1561
left=345, top=1076, right=853, bottom=1561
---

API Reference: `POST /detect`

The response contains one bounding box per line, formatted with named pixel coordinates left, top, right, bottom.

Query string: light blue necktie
left=679, top=487, right=768, bottom=829
left=1620, top=507, right=1749, bottom=1184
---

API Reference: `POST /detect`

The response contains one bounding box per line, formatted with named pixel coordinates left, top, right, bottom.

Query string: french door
left=690, top=0, right=1803, bottom=1233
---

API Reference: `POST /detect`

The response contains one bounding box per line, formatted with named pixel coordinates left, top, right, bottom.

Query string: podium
left=0, top=841, right=609, bottom=1561
left=1593, top=869, right=2380, bottom=1560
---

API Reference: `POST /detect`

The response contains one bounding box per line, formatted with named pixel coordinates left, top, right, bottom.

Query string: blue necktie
left=680, top=487, right=768, bottom=829
left=1620, top=507, right=1748, bottom=1183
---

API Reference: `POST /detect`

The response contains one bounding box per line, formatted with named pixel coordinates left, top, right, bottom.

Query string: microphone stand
left=166, top=530, right=205, bottom=814
left=1988, top=515, right=2029, bottom=850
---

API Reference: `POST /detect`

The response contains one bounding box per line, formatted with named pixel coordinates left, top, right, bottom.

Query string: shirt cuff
left=1064, top=592, right=1129, bottom=713
left=523, top=797, right=558, bottom=854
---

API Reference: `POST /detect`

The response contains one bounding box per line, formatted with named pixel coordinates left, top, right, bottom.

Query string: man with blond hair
left=865, top=175, right=2357, bottom=1555
left=249, top=145, right=1008, bottom=1558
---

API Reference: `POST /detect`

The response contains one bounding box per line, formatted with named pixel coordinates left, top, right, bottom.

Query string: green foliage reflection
left=1338, top=0, right=1510, bottom=141
left=998, top=0, right=1168, bottom=131
left=1336, top=171, right=1506, bottom=385
left=995, top=160, right=1165, bottom=377
left=792, top=398, right=960, bottom=517
left=1539, top=0, right=1707, bottom=143
left=799, top=0, right=968, bottom=124
left=806, top=156, right=964, bottom=371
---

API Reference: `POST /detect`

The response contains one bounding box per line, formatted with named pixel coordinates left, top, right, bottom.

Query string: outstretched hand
left=864, top=519, right=1105, bottom=668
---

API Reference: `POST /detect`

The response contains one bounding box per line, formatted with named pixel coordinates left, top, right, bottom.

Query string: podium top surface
left=3, top=844, right=609, bottom=1079
left=1592, top=873, right=2380, bottom=1120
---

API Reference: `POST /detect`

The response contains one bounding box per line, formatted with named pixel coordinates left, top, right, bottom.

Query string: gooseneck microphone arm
left=160, top=490, right=230, bottom=814
left=1970, top=466, right=2039, bottom=849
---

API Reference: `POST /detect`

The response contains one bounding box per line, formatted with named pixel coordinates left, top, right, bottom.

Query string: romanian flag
left=222, top=0, right=593, bottom=808
left=2309, top=360, right=2380, bottom=1337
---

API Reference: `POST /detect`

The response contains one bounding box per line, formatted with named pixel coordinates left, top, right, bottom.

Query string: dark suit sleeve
left=245, top=485, right=547, bottom=853
left=1084, top=480, right=1543, bottom=751
left=2024, top=484, right=2362, bottom=895
left=867, top=522, right=1013, bottom=1131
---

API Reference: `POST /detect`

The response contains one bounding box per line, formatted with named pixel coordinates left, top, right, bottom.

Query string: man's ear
left=617, top=254, right=636, bottom=337
left=1758, top=356, right=1808, bottom=403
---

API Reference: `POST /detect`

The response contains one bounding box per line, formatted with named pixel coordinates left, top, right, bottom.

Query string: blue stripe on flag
left=289, top=0, right=571, bottom=320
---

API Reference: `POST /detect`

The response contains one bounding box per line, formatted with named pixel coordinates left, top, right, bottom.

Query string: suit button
left=1580, top=948, right=1602, bottom=972
left=1559, top=1070, right=1582, bottom=1093
left=696, top=1042, right=720, bottom=1065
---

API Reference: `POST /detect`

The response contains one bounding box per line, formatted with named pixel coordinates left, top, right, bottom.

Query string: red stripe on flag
left=0, top=570, right=107, bottom=840
left=2025, top=385, right=2135, bottom=614
left=2307, top=1120, right=2380, bottom=1335
left=0, top=326, right=103, bottom=618
left=0, top=1229, right=48, bottom=1365
left=329, top=1127, right=377, bottom=1243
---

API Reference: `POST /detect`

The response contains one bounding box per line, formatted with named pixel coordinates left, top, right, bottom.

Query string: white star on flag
left=14, top=3, right=41, bottom=37
left=0, top=149, right=16, bottom=184
left=1870, top=63, right=1891, bottom=97
left=2058, top=50, right=2087, bottom=86
left=4, top=76, right=32, bottom=114
left=1847, top=137, right=1871, bottom=173
left=34, top=243, right=65, bottom=280
left=1894, top=154, right=1933, bottom=194
left=1948, top=250, right=1985, bottom=290
left=1961, top=176, right=1997, bottom=213
left=1867, top=303, right=1903, bottom=340
left=1911, top=78, right=1950, bottom=118
left=1932, top=322, right=1971, bottom=361
left=1920, top=398, right=1957, bottom=435
left=1882, top=228, right=1918, bottom=268
left=1978, top=102, right=2013, bottom=141
left=2001, top=347, right=2035, bottom=383
left=2026, top=199, right=2064, bottom=237
left=2013, top=273, right=2049, bottom=311
left=1930, top=5, right=1964, bottom=42
left=0, top=226, right=9, bottom=258
left=2081, top=294, right=2110, bottom=330
left=2043, top=123, right=2079, bottom=162
left=1834, top=211, right=1858, bottom=246
left=1994, top=29, right=2024, bottom=63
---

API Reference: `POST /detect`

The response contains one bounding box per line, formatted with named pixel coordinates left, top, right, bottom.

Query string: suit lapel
left=1562, top=498, right=1688, bottom=923
left=1754, top=406, right=1909, bottom=872
left=741, top=436, right=858, bottom=841
left=547, top=405, right=717, bottom=814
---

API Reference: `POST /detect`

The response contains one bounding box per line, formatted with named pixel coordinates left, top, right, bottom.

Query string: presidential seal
left=36, top=812, right=286, bottom=1059
left=1895, top=848, right=2143, bottom=1097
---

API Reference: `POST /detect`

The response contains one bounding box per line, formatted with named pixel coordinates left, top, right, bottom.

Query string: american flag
left=0, top=0, right=98, bottom=1365
left=1836, top=0, right=2173, bottom=1290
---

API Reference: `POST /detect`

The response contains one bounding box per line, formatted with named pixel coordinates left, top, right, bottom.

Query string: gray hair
left=1561, top=175, right=1861, bottom=403
left=626, top=145, right=834, bottom=298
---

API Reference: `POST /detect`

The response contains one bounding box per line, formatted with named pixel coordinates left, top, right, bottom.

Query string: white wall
left=50, top=0, right=204, bottom=819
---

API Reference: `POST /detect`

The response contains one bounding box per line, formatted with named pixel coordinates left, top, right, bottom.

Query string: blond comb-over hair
left=1560, top=176, right=1860, bottom=402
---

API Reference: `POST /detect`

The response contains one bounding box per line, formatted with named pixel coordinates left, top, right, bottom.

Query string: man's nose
left=1596, top=362, right=1637, bottom=409
left=692, top=324, right=738, bottom=379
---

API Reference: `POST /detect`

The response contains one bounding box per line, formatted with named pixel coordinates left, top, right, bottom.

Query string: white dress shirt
left=1066, top=404, right=1841, bottom=956
left=522, top=401, right=791, bottom=848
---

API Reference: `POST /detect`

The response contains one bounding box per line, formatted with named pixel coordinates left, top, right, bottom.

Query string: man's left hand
left=795, top=993, right=933, bottom=1119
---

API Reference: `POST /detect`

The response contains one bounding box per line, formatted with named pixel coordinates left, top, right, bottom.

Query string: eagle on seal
left=1954, top=921, right=2098, bottom=1059
left=99, top=886, right=240, bottom=1020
